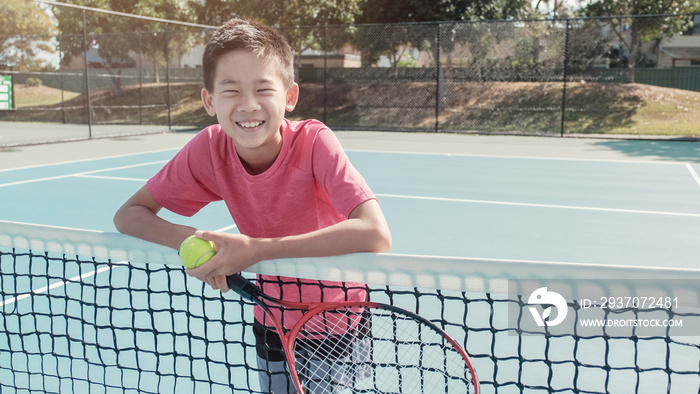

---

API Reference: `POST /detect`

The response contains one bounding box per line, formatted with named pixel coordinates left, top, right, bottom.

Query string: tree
left=243, top=0, right=362, bottom=72
left=355, top=0, right=529, bottom=68
left=188, top=0, right=238, bottom=27
left=583, top=0, right=700, bottom=82
left=528, top=0, right=585, bottom=19
left=189, top=0, right=361, bottom=53
left=0, top=0, right=58, bottom=70
left=188, top=0, right=363, bottom=77
left=189, top=0, right=361, bottom=28
left=52, top=0, right=195, bottom=94
left=357, top=0, right=529, bottom=24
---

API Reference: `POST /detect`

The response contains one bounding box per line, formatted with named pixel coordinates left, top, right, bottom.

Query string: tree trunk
left=627, top=28, right=640, bottom=84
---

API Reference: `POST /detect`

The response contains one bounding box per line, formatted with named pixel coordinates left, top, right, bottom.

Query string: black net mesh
left=2, top=243, right=699, bottom=393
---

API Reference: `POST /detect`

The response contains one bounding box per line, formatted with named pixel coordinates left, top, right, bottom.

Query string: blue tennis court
left=2, top=132, right=699, bottom=266
left=2, top=131, right=700, bottom=393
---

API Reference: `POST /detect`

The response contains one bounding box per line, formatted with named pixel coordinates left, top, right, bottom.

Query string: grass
left=15, top=85, right=80, bottom=107
left=564, top=82, right=700, bottom=136
left=11, top=81, right=700, bottom=137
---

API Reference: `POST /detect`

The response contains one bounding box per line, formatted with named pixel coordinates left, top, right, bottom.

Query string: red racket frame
left=227, top=274, right=480, bottom=394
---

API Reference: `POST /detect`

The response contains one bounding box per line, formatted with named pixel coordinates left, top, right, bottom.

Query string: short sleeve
left=147, top=127, right=223, bottom=216
left=311, top=127, right=375, bottom=218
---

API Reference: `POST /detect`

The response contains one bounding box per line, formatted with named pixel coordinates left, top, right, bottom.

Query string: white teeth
left=239, top=121, right=263, bottom=128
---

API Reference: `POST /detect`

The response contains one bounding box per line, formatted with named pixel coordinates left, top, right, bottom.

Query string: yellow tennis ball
left=179, top=235, right=217, bottom=269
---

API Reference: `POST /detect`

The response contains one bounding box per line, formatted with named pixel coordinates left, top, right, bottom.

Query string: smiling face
left=201, top=49, right=299, bottom=174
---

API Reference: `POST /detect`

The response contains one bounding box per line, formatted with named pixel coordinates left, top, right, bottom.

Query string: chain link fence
left=0, top=5, right=209, bottom=145
left=287, top=16, right=699, bottom=136
left=1, top=11, right=698, bottom=145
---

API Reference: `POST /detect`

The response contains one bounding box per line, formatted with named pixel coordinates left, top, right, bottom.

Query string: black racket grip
left=226, top=274, right=262, bottom=301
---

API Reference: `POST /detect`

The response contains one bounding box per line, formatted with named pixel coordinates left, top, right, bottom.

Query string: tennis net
left=2, top=219, right=700, bottom=393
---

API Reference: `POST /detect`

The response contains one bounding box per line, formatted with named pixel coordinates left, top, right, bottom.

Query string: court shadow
left=563, top=82, right=642, bottom=134
left=592, top=138, right=700, bottom=163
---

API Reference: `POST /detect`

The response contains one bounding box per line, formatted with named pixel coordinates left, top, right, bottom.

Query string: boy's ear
left=201, top=87, right=216, bottom=116
left=285, top=83, right=299, bottom=112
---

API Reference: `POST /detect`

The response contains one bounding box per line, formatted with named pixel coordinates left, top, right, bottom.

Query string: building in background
left=658, top=13, right=700, bottom=67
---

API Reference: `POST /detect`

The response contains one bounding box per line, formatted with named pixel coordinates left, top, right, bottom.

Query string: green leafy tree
left=358, top=0, right=529, bottom=24
left=355, top=0, right=529, bottom=68
left=188, top=0, right=362, bottom=78
left=583, top=0, right=700, bottom=82
left=188, top=0, right=238, bottom=27
left=244, top=0, right=361, bottom=72
left=53, top=0, right=195, bottom=94
left=188, top=0, right=360, bottom=56
left=0, top=0, right=58, bottom=70
left=528, top=0, right=585, bottom=19
left=189, top=0, right=361, bottom=27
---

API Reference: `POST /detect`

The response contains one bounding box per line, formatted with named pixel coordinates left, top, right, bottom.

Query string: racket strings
left=371, top=311, right=472, bottom=392
left=293, top=307, right=474, bottom=393
left=295, top=308, right=369, bottom=392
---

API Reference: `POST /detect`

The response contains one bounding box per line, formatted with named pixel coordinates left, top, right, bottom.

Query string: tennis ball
left=179, top=235, right=217, bottom=269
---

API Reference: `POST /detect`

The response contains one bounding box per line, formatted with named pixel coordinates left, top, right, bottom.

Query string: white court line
left=0, top=148, right=180, bottom=173
left=215, top=224, right=238, bottom=232
left=1, top=262, right=124, bottom=308
left=377, top=193, right=700, bottom=218
left=69, top=171, right=700, bottom=218
left=347, top=148, right=692, bottom=166
left=687, top=163, right=700, bottom=188
left=13, top=164, right=698, bottom=219
left=74, top=174, right=148, bottom=182
left=0, top=160, right=168, bottom=188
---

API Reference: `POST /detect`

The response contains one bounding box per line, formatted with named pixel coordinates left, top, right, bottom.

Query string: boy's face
left=202, top=49, right=298, bottom=163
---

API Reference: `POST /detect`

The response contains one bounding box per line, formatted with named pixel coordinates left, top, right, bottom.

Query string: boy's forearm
left=115, top=205, right=195, bottom=250
left=253, top=222, right=387, bottom=262
left=187, top=200, right=390, bottom=291
left=114, top=185, right=195, bottom=250
left=252, top=200, right=391, bottom=262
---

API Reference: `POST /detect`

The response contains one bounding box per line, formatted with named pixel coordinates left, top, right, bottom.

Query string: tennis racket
left=227, top=274, right=480, bottom=394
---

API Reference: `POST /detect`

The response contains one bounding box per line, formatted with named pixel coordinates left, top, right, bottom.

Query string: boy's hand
left=185, top=230, right=256, bottom=292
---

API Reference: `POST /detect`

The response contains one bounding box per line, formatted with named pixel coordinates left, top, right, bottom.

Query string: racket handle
left=226, top=274, right=261, bottom=301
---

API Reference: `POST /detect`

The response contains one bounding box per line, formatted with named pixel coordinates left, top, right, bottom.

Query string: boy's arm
left=188, top=199, right=391, bottom=292
left=113, top=185, right=196, bottom=250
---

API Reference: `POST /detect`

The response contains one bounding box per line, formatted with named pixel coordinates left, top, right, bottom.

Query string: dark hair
left=202, top=18, right=295, bottom=92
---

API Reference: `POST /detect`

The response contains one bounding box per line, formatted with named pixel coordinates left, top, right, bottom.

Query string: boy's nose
left=238, top=93, right=261, bottom=112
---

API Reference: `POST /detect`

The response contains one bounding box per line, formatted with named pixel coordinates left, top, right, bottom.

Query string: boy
left=113, top=18, right=391, bottom=393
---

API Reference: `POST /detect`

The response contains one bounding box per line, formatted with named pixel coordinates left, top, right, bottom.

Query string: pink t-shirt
left=147, top=119, right=375, bottom=330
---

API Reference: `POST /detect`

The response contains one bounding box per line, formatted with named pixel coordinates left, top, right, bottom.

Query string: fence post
left=164, top=29, right=172, bottom=130
left=138, top=32, right=143, bottom=125
left=323, top=25, right=328, bottom=125
left=435, top=23, right=441, bottom=133
left=82, top=10, right=93, bottom=138
left=560, top=18, right=571, bottom=137
left=60, top=72, right=66, bottom=124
